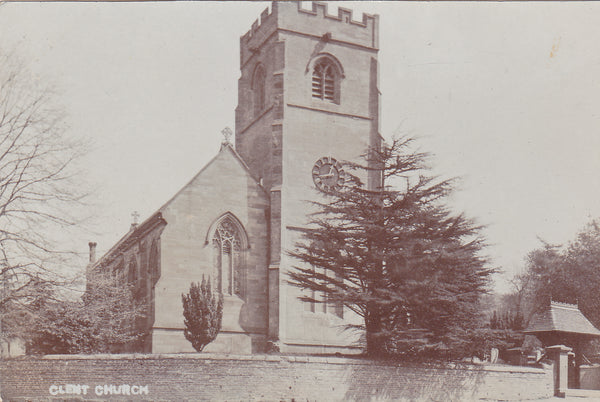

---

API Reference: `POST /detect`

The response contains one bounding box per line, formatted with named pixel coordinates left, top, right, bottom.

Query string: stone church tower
left=87, top=2, right=380, bottom=355
left=235, top=2, right=380, bottom=353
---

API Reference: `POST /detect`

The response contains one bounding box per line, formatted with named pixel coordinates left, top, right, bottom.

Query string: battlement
left=240, top=2, right=378, bottom=66
left=297, top=1, right=377, bottom=29
left=241, top=5, right=275, bottom=46
left=240, top=2, right=377, bottom=45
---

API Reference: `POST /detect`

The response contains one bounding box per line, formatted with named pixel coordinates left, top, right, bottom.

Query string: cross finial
left=131, top=211, right=140, bottom=225
left=221, top=127, right=233, bottom=145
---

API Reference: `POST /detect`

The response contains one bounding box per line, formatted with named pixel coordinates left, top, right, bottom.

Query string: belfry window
left=212, top=217, right=246, bottom=299
left=252, top=64, right=266, bottom=116
left=312, top=58, right=340, bottom=103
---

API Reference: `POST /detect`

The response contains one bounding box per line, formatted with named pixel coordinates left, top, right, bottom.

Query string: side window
left=127, top=259, right=138, bottom=284
left=304, top=265, right=343, bottom=318
left=252, top=64, right=266, bottom=116
left=149, top=240, right=160, bottom=285
left=113, top=260, right=124, bottom=278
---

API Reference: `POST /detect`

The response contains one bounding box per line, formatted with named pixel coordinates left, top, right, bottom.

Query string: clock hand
left=321, top=165, right=336, bottom=178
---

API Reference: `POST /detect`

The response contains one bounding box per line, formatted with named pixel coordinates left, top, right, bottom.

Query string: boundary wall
left=1, top=353, right=553, bottom=401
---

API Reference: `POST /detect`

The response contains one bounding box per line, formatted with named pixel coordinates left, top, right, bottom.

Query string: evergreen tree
left=489, top=309, right=524, bottom=331
left=289, top=138, right=494, bottom=357
left=490, top=311, right=499, bottom=329
left=182, top=276, right=223, bottom=352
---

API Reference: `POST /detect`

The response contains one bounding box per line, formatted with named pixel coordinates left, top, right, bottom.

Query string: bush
left=182, top=276, right=223, bottom=352
left=382, top=326, right=524, bottom=361
left=29, top=271, right=147, bottom=354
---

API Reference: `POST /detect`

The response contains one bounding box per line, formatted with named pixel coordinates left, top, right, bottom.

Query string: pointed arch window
left=252, top=64, right=266, bottom=117
left=147, top=239, right=160, bottom=326
left=127, top=259, right=138, bottom=284
left=212, top=216, right=246, bottom=299
left=113, top=260, right=124, bottom=278
left=149, top=240, right=160, bottom=285
left=312, top=57, right=341, bottom=104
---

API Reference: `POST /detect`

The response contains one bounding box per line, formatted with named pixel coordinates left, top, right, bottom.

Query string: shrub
left=182, top=276, right=223, bottom=352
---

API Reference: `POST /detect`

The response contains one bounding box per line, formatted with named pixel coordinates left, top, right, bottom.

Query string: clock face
left=312, top=156, right=345, bottom=192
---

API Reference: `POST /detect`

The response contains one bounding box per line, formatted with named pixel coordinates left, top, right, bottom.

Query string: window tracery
left=212, top=217, right=245, bottom=299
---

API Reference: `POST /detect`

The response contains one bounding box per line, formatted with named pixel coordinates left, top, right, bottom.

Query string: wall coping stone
left=8, top=353, right=547, bottom=374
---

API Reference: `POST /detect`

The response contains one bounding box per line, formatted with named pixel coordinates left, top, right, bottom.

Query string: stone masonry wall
left=1, top=354, right=553, bottom=401
left=153, top=146, right=270, bottom=354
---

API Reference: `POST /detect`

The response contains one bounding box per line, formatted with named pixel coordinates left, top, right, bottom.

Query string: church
left=87, top=1, right=381, bottom=355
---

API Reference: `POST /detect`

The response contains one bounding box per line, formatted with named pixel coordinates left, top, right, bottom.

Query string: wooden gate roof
left=524, top=301, right=600, bottom=337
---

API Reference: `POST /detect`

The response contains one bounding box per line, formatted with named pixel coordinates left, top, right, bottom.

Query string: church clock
left=312, top=156, right=345, bottom=192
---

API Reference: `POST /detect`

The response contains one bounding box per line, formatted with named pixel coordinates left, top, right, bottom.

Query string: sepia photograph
left=1, top=1, right=600, bottom=400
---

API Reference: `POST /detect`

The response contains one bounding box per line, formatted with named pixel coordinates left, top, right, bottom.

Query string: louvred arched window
left=312, top=58, right=341, bottom=103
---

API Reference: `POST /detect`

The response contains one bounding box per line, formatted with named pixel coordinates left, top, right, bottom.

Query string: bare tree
left=0, top=50, right=86, bottom=343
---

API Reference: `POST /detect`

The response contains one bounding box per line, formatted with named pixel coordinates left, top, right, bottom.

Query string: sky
left=1, top=1, right=599, bottom=293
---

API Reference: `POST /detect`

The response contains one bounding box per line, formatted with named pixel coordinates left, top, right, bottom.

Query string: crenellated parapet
left=283, top=1, right=379, bottom=50
left=240, top=2, right=379, bottom=67
left=240, top=5, right=277, bottom=67
left=241, top=6, right=275, bottom=45
left=296, top=1, right=377, bottom=30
